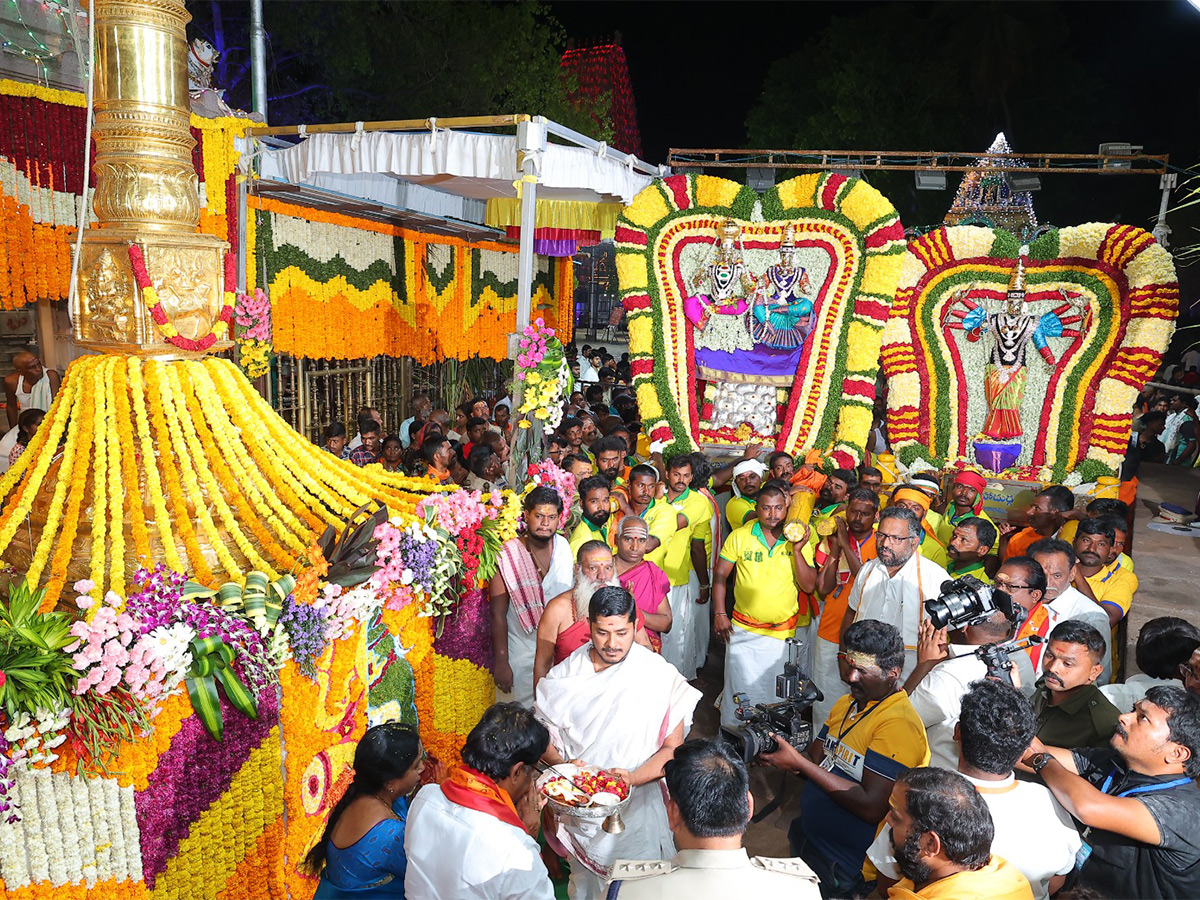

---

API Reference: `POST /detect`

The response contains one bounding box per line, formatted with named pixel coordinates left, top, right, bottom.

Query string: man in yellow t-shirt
left=945, top=517, right=996, bottom=585
left=725, top=459, right=767, bottom=530
left=759, top=619, right=931, bottom=898
left=568, top=475, right=612, bottom=557
left=659, top=455, right=715, bottom=679
left=713, top=484, right=817, bottom=728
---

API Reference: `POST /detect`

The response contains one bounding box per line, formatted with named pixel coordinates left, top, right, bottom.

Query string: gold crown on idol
left=718, top=219, right=742, bottom=241
left=780, top=224, right=796, bottom=249
left=1007, top=246, right=1029, bottom=296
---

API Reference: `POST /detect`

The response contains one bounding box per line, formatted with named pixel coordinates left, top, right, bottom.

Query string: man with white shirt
left=536, top=586, right=702, bottom=900
left=405, top=703, right=554, bottom=899
left=1029, top=539, right=1112, bottom=684
left=902, top=609, right=1035, bottom=771
left=841, top=506, right=950, bottom=679
left=869, top=680, right=1080, bottom=900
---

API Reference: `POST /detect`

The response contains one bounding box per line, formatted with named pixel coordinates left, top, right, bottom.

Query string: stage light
left=1004, top=172, right=1041, bottom=192
left=915, top=170, right=947, bottom=191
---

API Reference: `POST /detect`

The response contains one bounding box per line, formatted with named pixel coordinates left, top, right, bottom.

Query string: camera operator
left=761, top=619, right=929, bottom=898
left=902, top=608, right=1036, bottom=772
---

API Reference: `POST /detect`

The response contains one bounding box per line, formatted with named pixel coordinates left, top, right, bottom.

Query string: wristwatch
left=1028, top=752, right=1053, bottom=773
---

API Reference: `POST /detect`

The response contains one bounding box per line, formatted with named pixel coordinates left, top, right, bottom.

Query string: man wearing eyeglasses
left=840, top=506, right=950, bottom=679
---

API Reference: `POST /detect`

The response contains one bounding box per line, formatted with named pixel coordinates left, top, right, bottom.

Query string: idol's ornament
left=882, top=225, right=1178, bottom=479
left=618, top=173, right=906, bottom=468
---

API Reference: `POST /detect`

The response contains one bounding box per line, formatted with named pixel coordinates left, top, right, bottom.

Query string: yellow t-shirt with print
left=719, top=521, right=813, bottom=637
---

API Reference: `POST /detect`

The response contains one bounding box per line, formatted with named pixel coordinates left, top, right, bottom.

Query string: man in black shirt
left=1020, top=685, right=1200, bottom=899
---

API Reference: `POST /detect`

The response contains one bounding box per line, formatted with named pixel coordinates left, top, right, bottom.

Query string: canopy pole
left=514, top=119, right=546, bottom=336
left=250, top=0, right=268, bottom=119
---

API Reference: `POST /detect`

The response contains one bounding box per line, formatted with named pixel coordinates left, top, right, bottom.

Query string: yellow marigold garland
left=89, top=357, right=111, bottom=604
left=129, top=358, right=185, bottom=574
left=143, top=361, right=215, bottom=584
left=112, top=358, right=151, bottom=564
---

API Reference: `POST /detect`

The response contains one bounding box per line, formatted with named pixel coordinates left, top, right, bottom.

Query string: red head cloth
left=954, top=470, right=988, bottom=495
left=953, top=470, right=988, bottom=516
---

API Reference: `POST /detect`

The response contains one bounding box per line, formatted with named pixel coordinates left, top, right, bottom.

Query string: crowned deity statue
left=751, top=224, right=814, bottom=349
left=943, top=246, right=1089, bottom=454
left=683, top=219, right=756, bottom=352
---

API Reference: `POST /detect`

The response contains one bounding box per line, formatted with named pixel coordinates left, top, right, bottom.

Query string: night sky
left=551, top=0, right=1200, bottom=314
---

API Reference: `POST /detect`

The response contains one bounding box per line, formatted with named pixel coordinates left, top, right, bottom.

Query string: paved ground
left=686, top=461, right=1200, bottom=859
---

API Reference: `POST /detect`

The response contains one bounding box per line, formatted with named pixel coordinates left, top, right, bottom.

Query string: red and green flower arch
left=617, top=173, right=905, bottom=468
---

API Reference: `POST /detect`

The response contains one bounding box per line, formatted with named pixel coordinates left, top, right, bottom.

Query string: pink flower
left=73, top=579, right=95, bottom=594
left=75, top=596, right=94, bottom=610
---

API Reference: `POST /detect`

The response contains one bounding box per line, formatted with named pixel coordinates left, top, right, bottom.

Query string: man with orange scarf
left=405, top=703, right=554, bottom=899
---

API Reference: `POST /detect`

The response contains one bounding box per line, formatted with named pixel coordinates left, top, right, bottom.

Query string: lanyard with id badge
left=1073, top=768, right=1192, bottom=871
left=820, top=699, right=882, bottom=772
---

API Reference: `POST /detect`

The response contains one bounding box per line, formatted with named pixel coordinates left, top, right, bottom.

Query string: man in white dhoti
left=405, top=703, right=554, bottom=899
left=841, top=506, right=950, bottom=680
left=490, top=486, right=574, bottom=707
left=535, top=585, right=701, bottom=900
left=713, top=484, right=818, bottom=729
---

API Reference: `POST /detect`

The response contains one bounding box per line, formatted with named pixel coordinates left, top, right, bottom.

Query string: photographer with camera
left=902, top=605, right=1035, bottom=771
left=761, top=619, right=929, bottom=898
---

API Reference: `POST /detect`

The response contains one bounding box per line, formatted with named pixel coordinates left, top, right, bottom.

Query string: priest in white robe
left=535, top=585, right=702, bottom=900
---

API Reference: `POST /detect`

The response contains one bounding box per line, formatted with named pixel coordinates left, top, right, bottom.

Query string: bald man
left=4, top=350, right=58, bottom=430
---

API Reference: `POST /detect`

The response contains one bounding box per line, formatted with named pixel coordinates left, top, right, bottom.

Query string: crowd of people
left=294, top=341, right=1200, bottom=900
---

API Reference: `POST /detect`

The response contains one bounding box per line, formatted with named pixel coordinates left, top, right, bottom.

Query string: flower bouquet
left=233, top=287, right=273, bottom=379
left=508, top=319, right=573, bottom=487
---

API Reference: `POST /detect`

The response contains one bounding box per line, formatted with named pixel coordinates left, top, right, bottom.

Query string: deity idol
left=943, top=247, right=1088, bottom=448
left=751, top=224, right=814, bottom=349
left=683, top=219, right=756, bottom=352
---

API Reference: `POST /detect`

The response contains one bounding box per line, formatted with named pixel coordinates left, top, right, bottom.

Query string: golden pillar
left=70, top=0, right=230, bottom=355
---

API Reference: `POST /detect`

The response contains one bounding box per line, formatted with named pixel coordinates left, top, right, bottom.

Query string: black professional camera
left=925, top=575, right=1042, bottom=688
left=924, top=575, right=1024, bottom=631
left=720, top=638, right=823, bottom=763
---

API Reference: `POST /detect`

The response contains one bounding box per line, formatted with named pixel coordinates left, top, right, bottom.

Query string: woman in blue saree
left=307, top=723, right=426, bottom=898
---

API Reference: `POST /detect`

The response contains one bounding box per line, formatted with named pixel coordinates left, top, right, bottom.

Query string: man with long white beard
left=536, top=586, right=702, bottom=900
left=533, top=541, right=652, bottom=695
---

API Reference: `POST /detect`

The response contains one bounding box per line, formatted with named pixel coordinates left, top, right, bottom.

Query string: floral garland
left=127, top=243, right=234, bottom=352
left=251, top=196, right=574, bottom=363
left=881, top=223, right=1177, bottom=476
left=233, top=287, right=273, bottom=379
left=515, top=318, right=573, bottom=430
left=617, top=173, right=905, bottom=467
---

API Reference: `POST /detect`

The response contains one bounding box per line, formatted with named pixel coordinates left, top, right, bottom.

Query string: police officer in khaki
left=605, top=739, right=820, bottom=898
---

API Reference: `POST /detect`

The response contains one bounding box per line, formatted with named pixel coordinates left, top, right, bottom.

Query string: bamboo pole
left=247, top=114, right=531, bottom=137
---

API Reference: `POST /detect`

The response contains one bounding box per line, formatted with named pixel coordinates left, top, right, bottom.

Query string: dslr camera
left=720, top=638, right=823, bottom=763
left=924, top=574, right=1041, bottom=687
left=924, top=575, right=1022, bottom=631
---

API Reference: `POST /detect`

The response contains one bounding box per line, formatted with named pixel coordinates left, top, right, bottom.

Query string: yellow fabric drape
left=485, top=197, right=622, bottom=240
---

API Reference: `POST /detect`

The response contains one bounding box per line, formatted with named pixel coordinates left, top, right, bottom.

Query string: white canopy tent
left=250, top=115, right=666, bottom=343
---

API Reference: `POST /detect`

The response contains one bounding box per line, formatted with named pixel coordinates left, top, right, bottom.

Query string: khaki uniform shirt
left=607, top=848, right=821, bottom=899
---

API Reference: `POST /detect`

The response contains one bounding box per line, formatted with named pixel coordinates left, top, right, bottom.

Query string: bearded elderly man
left=536, top=586, right=702, bottom=900
left=841, top=506, right=951, bottom=679
left=533, top=540, right=653, bottom=694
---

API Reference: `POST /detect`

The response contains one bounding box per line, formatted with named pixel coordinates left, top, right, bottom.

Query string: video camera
left=719, top=638, right=823, bottom=763
left=924, top=574, right=1042, bottom=688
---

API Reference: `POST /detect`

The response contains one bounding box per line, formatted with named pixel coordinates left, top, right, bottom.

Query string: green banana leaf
left=183, top=636, right=259, bottom=741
